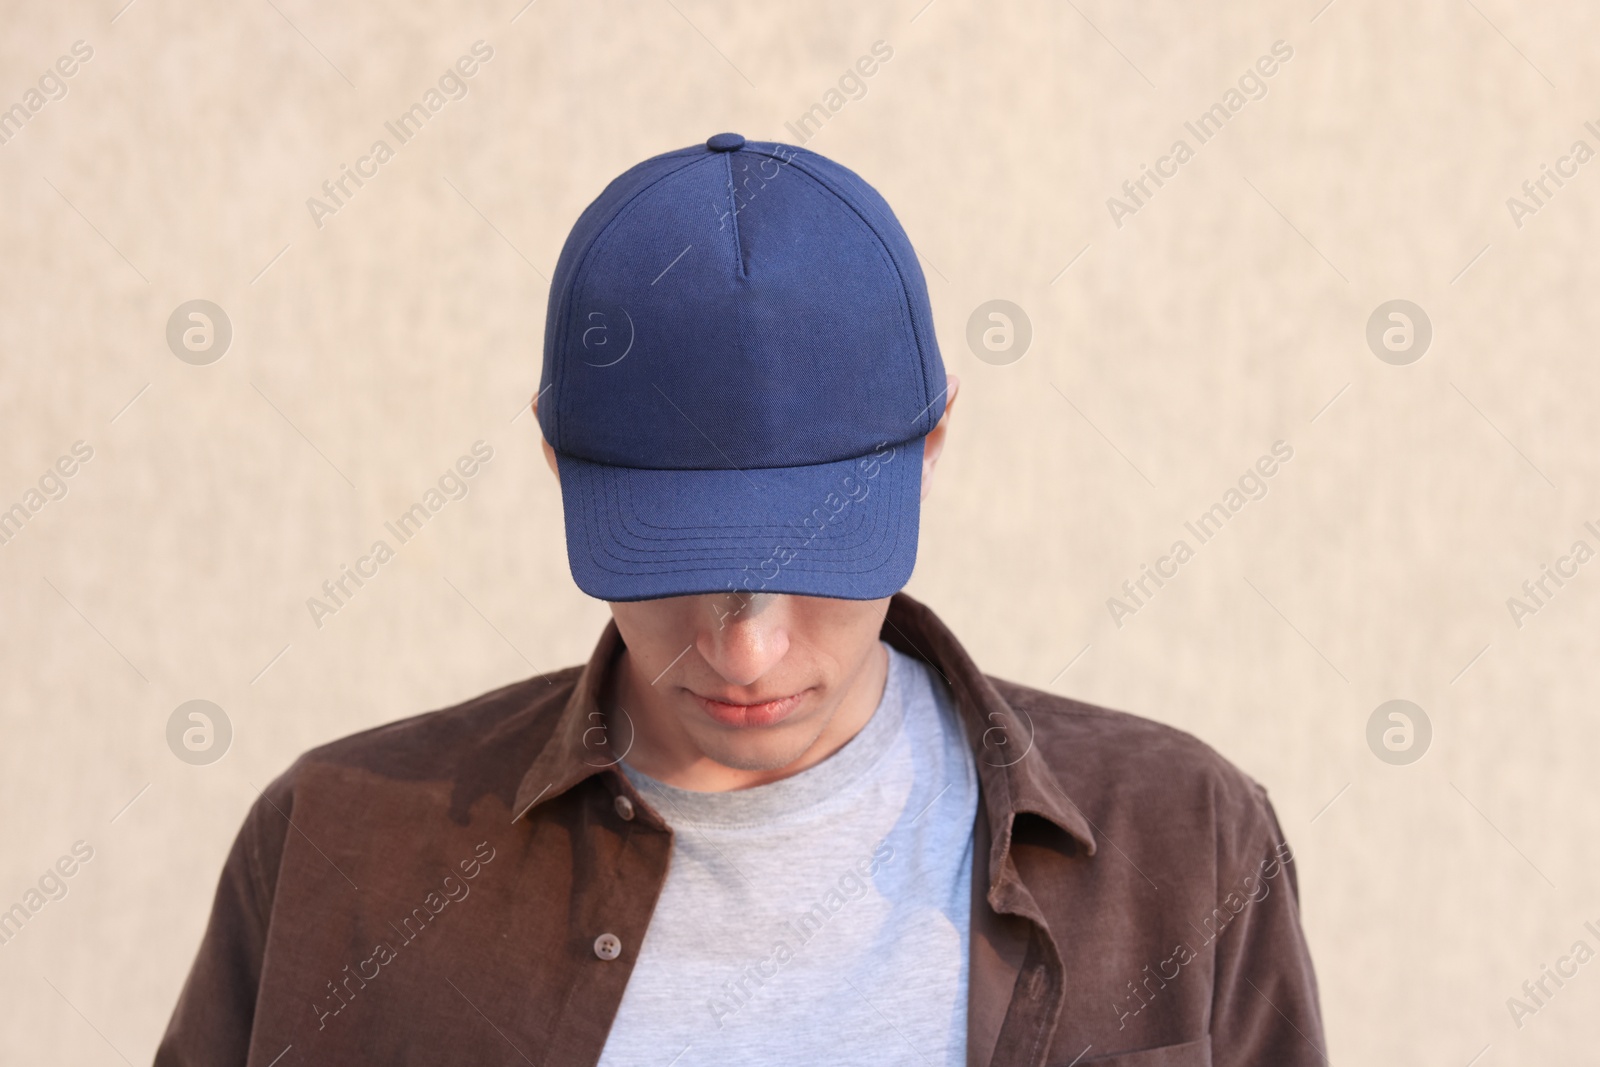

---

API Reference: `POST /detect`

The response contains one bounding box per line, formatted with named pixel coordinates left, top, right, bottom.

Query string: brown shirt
left=156, top=593, right=1324, bottom=1067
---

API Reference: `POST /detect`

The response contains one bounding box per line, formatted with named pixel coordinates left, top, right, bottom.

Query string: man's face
left=537, top=377, right=959, bottom=785
left=607, top=591, right=890, bottom=774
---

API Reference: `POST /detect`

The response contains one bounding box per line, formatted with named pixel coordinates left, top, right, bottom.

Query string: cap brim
left=557, top=438, right=926, bottom=602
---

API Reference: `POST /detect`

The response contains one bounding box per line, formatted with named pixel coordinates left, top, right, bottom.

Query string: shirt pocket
left=1069, top=1035, right=1213, bottom=1066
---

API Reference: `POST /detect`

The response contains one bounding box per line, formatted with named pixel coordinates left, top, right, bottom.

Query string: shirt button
left=593, top=933, right=622, bottom=961
left=614, top=794, right=635, bottom=821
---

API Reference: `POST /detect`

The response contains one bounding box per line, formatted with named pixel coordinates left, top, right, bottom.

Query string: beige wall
left=4, top=0, right=1598, bottom=1061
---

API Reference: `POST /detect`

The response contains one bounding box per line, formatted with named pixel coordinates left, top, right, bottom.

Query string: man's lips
left=691, top=690, right=807, bottom=729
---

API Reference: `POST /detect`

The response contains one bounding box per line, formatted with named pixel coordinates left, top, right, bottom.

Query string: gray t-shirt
left=598, top=642, right=980, bottom=1067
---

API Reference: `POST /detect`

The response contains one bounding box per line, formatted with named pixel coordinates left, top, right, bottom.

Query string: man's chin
left=689, top=723, right=825, bottom=776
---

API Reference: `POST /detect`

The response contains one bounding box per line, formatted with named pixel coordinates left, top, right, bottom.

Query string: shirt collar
left=511, top=617, right=631, bottom=823
left=510, top=592, right=1097, bottom=867
left=874, top=592, right=1098, bottom=871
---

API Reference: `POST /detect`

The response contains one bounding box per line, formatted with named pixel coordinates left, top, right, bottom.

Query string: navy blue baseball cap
left=538, top=132, right=947, bottom=602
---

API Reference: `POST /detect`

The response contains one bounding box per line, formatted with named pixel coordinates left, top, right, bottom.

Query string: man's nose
left=696, top=596, right=790, bottom=689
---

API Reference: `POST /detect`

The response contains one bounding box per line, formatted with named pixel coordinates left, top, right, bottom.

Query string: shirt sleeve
left=1208, top=794, right=1327, bottom=1067
left=154, top=779, right=291, bottom=1067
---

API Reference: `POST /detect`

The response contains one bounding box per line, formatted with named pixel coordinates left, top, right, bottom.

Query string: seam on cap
left=721, top=153, right=747, bottom=279
left=605, top=464, right=889, bottom=552
left=553, top=152, right=713, bottom=450
left=572, top=444, right=910, bottom=564
left=751, top=145, right=936, bottom=434
left=575, top=453, right=910, bottom=581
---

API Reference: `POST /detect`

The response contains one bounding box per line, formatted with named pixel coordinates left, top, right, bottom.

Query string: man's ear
left=919, top=375, right=959, bottom=503
left=531, top=394, right=559, bottom=477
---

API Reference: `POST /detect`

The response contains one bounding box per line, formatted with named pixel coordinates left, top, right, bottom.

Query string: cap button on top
left=706, top=132, right=745, bottom=152
left=613, top=794, right=635, bottom=821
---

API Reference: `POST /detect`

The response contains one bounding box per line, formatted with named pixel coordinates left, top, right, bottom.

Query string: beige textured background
left=3, top=0, right=1598, bottom=1062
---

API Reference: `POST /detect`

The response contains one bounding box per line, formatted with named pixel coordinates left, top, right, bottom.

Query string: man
left=158, top=133, right=1323, bottom=1066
